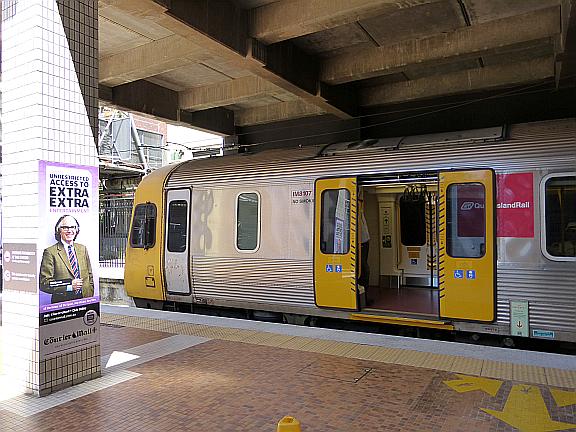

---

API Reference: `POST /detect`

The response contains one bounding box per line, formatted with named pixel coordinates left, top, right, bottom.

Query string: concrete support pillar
left=2, top=0, right=100, bottom=395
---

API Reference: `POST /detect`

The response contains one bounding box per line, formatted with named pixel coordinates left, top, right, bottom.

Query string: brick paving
left=1, top=325, right=575, bottom=431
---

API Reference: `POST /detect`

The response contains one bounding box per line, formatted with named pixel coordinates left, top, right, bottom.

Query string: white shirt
left=361, top=213, right=370, bottom=243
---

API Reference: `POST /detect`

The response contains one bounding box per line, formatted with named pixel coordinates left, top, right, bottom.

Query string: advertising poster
left=496, top=173, right=534, bottom=238
left=38, top=161, right=100, bottom=357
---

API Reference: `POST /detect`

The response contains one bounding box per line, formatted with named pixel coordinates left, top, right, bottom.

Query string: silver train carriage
left=125, top=118, right=576, bottom=342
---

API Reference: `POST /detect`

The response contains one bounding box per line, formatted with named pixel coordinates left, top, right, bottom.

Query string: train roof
left=155, top=118, right=575, bottom=189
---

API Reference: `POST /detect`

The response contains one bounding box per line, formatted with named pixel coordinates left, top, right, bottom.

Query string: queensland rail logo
left=43, top=327, right=97, bottom=346
left=460, top=201, right=484, bottom=211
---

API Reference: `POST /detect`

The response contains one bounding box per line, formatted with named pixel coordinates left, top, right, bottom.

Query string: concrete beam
left=250, top=0, right=442, bottom=44
left=163, top=0, right=248, bottom=56
left=179, top=76, right=284, bottom=111
left=361, top=57, right=555, bottom=106
left=104, top=0, right=355, bottom=119
left=154, top=4, right=354, bottom=119
left=235, top=100, right=325, bottom=126
left=100, top=35, right=204, bottom=86
left=106, top=80, right=234, bottom=135
left=179, top=107, right=235, bottom=136
left=113, top=80, right=179, bottom=120
left=322, top=6, right=561, bottom=84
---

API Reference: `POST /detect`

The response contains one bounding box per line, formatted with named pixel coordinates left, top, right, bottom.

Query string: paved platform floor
left=1, top=306, right=575, bottom=431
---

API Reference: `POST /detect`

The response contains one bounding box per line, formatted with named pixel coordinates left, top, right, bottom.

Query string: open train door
left=314, top=177, right=358, bottom=310
left=439, top=170, right=496, bottom=321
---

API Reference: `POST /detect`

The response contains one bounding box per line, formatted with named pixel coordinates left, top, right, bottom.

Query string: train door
left=361, top=174, right=439, bottom=317
left=439, top=170, right=495, bottom=321
left=314, top=177, right=358, bottom=310
left=164, top=188, right=192, bottom=295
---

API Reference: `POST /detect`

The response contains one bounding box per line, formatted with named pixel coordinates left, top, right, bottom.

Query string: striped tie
left=67, top=245, right=81, bottom=279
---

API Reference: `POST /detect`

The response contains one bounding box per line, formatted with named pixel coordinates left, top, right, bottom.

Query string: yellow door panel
left=439, top=170, right=495, bottom=321
left=314, top=177, right=358, bottom=310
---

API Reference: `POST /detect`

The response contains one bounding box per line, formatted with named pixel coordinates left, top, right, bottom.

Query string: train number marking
left=291, top=189, right=314, bottom=205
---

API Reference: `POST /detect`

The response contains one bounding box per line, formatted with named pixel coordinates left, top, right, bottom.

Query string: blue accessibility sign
left=326, top=264, right=333, bottom=272
left=466, top=270, right=476, bottom=280
left=454, top=270, right=464, bottom=279
left=335, top=265, right=342, bottom=273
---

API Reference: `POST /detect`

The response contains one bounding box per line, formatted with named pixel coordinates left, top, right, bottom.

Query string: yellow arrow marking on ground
left=551, top=388, right=576, bottom=407
left=443, top=374, right=502, bottom=396
left=483, top=385, right=576, bottom=432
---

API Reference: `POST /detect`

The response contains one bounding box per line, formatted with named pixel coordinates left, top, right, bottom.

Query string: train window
left=130, top=203, right=156, bottom=249
left=167, top=200, right=188, bottom=253
left=320, top=189, right=350, bottom=254
left=399, top=185, right=427, bottom=246
left=446, top=183, right=485, bottom=258
left=543, top=174, right=576, bottom=260
left=236, top=192, right=260, bottom=251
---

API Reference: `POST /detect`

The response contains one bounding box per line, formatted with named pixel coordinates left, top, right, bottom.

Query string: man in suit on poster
left=39, top=214, right=94, bottom=304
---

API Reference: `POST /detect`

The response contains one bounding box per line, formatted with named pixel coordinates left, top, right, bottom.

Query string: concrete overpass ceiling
left=98, top=0, right=575, bottom=143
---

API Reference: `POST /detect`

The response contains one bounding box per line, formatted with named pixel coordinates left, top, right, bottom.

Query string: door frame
left=164, top=187, right=192, bottom=295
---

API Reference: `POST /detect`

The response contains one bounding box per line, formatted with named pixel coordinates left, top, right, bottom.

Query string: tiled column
left=2, top=0, right=100, bottom=395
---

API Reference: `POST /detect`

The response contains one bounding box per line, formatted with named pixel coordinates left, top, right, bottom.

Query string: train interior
left=359, top=173, right=439, bottom=318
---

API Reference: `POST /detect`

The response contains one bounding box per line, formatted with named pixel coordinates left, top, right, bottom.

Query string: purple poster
left=38, top=161, right=99, bottom=319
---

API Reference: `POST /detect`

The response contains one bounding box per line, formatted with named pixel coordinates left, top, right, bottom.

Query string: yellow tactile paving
left=343, top=344, right=382, bottom=361
left=298, top=339, right=356, bottom=357
left=191, top=326, right=244, bottom=340
left=100, top=314, right=126, bottom=324
left=278, top=336, right=315, bottom=350
left=481, top=360, right=514, bottom=380
left=213, top=328, right=255, bottom=342
left=366, top=347, right=403, bottom=363
left=253, top=333, right=296, bottom=348
left=420, top=353, right=456, bottom=372
left=449, top=356, right=484, bottom=375
left=512, top=364, right=547, bottom=385
left=546, top=368, right=576, bottom=388
left=315, top=341, right=357, bottom=357
left=225, top=329, right=280, bottom=345
left=145, top=320, right=184, bottom=333
left=100, top=313, right=575, bottom=389
left=394, top=350, right=432, bottom=367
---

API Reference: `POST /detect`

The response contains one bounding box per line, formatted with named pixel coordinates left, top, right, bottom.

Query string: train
left=124, top=118, right=576, bottom=343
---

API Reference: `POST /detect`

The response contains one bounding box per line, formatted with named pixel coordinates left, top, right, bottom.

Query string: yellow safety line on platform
left=349, top=313, right=455, bottom=330
left=100, top=313, right=576, bottom=389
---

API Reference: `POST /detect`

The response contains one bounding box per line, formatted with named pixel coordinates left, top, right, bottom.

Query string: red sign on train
left=455, top=184, right=486, bottom=237
left=496, top=172, right=534, bottom=238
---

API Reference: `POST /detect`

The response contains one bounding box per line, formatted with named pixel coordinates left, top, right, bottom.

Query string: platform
left=1, top=304, right=575, bottom=431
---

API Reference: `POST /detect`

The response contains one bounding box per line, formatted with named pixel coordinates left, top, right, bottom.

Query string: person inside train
left=358, top=209, right=370, bottom=288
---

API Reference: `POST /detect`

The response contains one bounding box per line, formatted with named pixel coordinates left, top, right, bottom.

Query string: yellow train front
left=125, top=119, right=576, bottom=343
